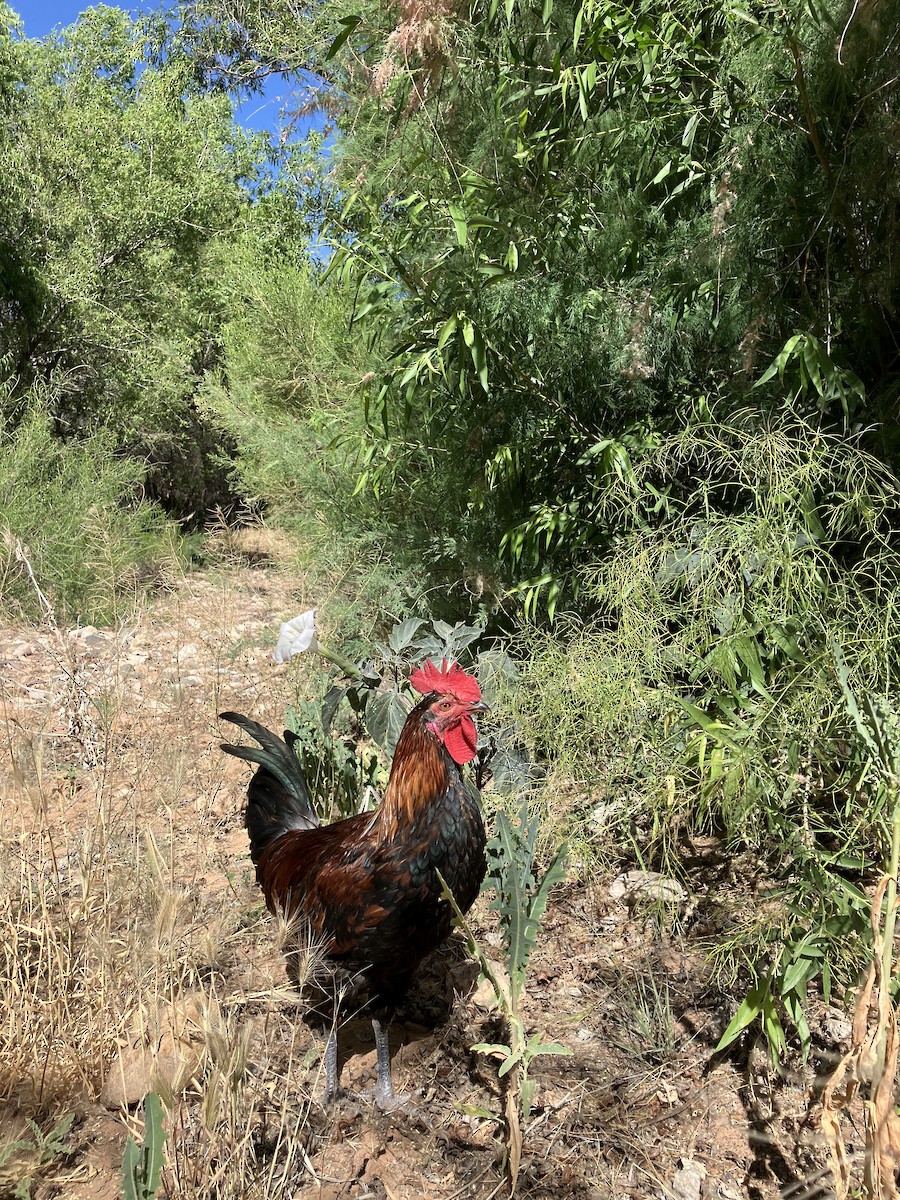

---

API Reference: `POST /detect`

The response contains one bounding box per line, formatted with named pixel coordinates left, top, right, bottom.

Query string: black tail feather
left=219, top=712, right=318, bottom=861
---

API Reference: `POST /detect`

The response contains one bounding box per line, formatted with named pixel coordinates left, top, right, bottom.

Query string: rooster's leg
left=323, top=1027, right=340, bottom=1103
left=371, top=1017, right=394, bottom=1106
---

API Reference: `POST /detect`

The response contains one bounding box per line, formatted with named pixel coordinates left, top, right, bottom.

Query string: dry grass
left=0, top=561, right=329, bottom=1197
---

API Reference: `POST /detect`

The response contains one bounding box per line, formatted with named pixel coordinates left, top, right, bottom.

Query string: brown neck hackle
left=374, top=701, right=453, bottom=842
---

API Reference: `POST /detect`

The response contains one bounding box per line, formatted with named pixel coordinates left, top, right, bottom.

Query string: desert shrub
left=502, top=412, right=900, bottom=1048
left=510, top=414, right=900, bottom=842
left=0, top=407, right=182, bottom=624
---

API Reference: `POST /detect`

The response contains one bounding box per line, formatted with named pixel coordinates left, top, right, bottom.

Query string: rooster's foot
left=364, top=1084, right=416, bottom=1114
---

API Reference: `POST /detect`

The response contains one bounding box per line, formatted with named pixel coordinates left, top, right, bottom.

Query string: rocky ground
left=0, top=548, right=859, bottom=1199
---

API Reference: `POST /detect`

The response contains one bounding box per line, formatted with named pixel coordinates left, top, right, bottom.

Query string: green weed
left=0, top=1112, right=74, bottom=1199
left=443, top=805, right=569, bottom=1193
left=121, top=1092, right=167, bottom=1200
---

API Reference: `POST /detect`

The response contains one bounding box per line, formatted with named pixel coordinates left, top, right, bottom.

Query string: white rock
left=823, top=1009, right=853, bottom=1042
left=472, top=967, right=515, bottom=1010
left=668, top=1158, right=707, bottom=1200
left=589, top=801, right=621, bottom=830
left=100, top=992, right=215, bottom=1108
left=610, top=869, right=687, bottom=905
left=5, top=641, right=37, bottom=660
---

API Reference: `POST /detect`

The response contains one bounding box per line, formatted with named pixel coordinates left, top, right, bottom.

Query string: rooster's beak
left=469, top=701, right=490, bottom=716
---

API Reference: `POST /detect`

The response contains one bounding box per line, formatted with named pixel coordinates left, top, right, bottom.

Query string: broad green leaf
left=365, top=691, right=410, bottom=756
left=122, top=1092, right=166, bottom=1200
left=448, top=203, right=467, bottom=247
left=498, top=1048, right=524, bottom=1076
left=715, top=981, right=768, bottom=1052
left=472, top=1041, right=513, bottom=1060
left=779, top=952, right=818, bottom=997
left=531, top=1041, right=571, bottom=1058
left=389, top=617, right=425, bottom=652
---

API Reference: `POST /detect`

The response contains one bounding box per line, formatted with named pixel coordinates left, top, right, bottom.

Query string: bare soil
left=0, top=552, right=849, bottom=1199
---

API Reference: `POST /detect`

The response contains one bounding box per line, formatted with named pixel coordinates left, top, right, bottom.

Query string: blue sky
left=17, top=1, right=297, bottom=135
left=20, top=0, right=150, bottom=41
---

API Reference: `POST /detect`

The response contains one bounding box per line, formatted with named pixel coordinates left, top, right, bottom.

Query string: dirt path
left=0, top=560, right=837, bottom=1199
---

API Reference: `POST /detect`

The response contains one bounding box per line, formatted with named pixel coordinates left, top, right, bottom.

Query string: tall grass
left=0, top=570, right=320, bottom=1197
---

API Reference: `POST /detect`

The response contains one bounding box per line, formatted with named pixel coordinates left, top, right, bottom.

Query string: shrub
left=0, top=407, right=182, bottom=624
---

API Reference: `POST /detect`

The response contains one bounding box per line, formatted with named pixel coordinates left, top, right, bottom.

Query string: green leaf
left=762, top=994, right=787, bottom=1061
left=365, top=690, right=410, bottom=757
left=448, top=202, right=467, bottom=247
left=682, top=111, right=700, bottom=149
left=486, top=808, right=567, bottom=996
left=389, top=617, right=425, bottom=652
left=437, top=314, right=458, bottom=350
left=326, top=14, right=361, bottom=60
left=732, top=635, right=773, bottom=699
left=779, top=951, right=818, bottom=997
left=834, top=643, right=884, bottom=766
left=122, top=1092, right=166, bottom=1200
left=470, top=328, right=489, bottom=391
left=525, top=1036, right=572, bottom=1059
left=456, top=1104, right=499, bottom=1121
left=780, top=989, right=811, bottom=1061
left=472, top=1041, right=513, bottom=1060
left=321, top=683, right=348, bottom=732
left=715, top=981, right=767, bottom=1052
left=498, top=1048, right=524, bottom=1076
left=469, top=216, right=508, bottom=233
left=526, top=843, right=568, bottom=943
left=477, top=264, right=511, bottom=280
left=573, top=4, right=583, bottom=46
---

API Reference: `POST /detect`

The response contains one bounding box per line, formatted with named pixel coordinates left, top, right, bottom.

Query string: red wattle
left=444, top=717, right=478, bottom=765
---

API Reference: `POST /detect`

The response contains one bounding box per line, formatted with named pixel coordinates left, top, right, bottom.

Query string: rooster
left=219, top=659, right=487, bottom=1106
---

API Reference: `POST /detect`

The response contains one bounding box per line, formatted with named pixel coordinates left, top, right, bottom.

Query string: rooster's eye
left=436, top=699, right=454, bottom=712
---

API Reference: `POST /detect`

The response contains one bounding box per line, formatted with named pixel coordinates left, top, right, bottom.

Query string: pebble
left=610, top=869, right=687, bottom=905
left=4, top=641, right=37, bottom=660
left=668, top=1158, right=707, bottom=1200
left=822, top=1009, right=853, bottom=1042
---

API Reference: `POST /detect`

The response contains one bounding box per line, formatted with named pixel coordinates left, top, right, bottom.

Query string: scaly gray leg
left=371, top=1016, right=394, bottom=1106
left=323, top=1026, right=340, bottom=1103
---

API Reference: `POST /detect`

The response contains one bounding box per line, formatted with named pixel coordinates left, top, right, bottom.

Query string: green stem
left=316, top=646, right=364, bottom=680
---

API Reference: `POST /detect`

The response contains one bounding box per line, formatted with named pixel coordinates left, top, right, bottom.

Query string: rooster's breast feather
left=254, top=774, right=484, bottom=971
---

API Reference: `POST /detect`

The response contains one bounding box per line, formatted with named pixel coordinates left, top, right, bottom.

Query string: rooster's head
left=409, top=659, right=487, bottom=765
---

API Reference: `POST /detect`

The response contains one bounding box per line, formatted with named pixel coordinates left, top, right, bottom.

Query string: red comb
left=409, top=659, right=481, bottom=703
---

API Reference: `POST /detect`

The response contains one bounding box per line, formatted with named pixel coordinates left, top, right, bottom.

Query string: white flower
left=273, top=608, right=320, bottom=663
